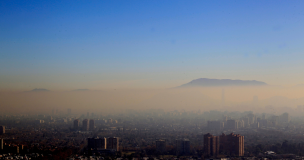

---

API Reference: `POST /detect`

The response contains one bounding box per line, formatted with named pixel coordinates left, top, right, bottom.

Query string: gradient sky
left=1, top=0, right=304, bottom=90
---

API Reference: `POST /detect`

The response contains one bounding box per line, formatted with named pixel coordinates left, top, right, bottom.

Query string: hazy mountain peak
left=31, top=88, right=50, bottom=92
left=179, top=78, right=268, bottom=87
left=73, top=89, right=89, bottom=91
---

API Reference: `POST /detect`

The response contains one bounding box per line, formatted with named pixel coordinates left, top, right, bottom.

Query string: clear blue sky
left=1, top=0, right=304, bottom=90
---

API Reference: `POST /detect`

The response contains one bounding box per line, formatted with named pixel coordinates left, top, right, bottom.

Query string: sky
left=1, top=0, right=304, bottom=91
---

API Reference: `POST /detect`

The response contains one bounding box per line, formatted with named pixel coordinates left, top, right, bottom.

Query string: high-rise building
left=220, top=133, right=244, bottom=156
left=107, top=137, right=119, bottom=151
left=89, top=119, right=95, bottom=131
left=242, top=117, right=249, bottom=127
left=88, top=137, right=107, bottom=149
left=83, top=119, right=89, bottom=131
left=0, top=139, right=3, bottom=150
left=279, top=113, right=290, bottom=124
left=270, top=116, right=279, bottom=127
left=87, top=112, right=89, bottom=117
left=47, top=116, right=53, bottom=121
left=156, top=140, right=166, bottom=154
left=176, top=139, right=190, bottom=155
left=252, top=122, right=259, bottom=128
left=0, top=126, right=5, bottom=135
left=73, top=119, right=80, bottom=130
left=226, top=120, right=238, bottom=130
left=223, top=116, right=228, bottom=122
left=238, top=120, right=245, bottom=128
left=207, top=121, right=223, bottom=130
left=247, top=113, right=255, bottom=124
left=37, top=114, right=45, bottom=119
left=87, top=138, right=95, bottom=149
left=19, top=144, right=24, bottom=151
left=95, top=137, right=107, bottom=149
left=204, top=133, right=219, bottom=157
left=259, top=119, right=268, bottom=127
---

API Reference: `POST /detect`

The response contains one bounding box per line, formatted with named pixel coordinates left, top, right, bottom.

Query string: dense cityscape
left=2, top=0, right=304, bottom=160
left=1, top=108, right=304, bottom=159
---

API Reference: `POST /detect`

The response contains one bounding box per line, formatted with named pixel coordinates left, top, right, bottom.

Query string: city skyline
left=2, top=1, right=304, bottom=159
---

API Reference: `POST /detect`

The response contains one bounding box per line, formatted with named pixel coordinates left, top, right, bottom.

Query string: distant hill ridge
left=179, top=78, right=268, bottom=87
left=73, top=89, right=89, bottom=91
left=31, top=88, right=50, bottom=92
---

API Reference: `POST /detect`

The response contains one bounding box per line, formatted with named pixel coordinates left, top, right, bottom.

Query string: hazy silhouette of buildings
left=252, top=122, right=259, bottom=128
left=82, top=119, right=89, bottom=131
left=270, top=115, right=279, bottom=127
left=208, top=121, right=223, bottom=130
left=226, top=119, right=238, bottom=130
left=89, top=119, right=95, bottom=131
left=242, top=117, right=249, bottom=127
left=238, top=120, right=245, bottom=128
left=258, top=119, right=268, bottom=127
left=247, top=113, right=256, bottom=124
left=262, top=113, right=266, bottom=119
left=73, top=119, right=80, bottom=130
left=279, top=112, right=290, bottom=124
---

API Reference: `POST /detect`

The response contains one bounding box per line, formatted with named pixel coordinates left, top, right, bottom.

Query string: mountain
left=73, top=89, right=89, bottom=91
left=30, top=88, right=50, bottom=92
left=179, top=78, right=268, bottom=87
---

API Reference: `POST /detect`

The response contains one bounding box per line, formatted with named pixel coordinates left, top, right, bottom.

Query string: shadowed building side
left=0, top=126, right=5, bottom=135
left=176, top=139, right=190, bottom=156
left=82, top=119, right=89, bottom=131
left=88, top=137, right=107, bottom=149
left=156, top=140, right=166, bottom=154
left=107, top=137, right=119, bottom=151
left=204, top=133, right=219, bottom=157
left=89, top=119, right=95, bottom=131
left=73, top=119, right=79, bottom=130
left=220, top=133, right=244, bottom=156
